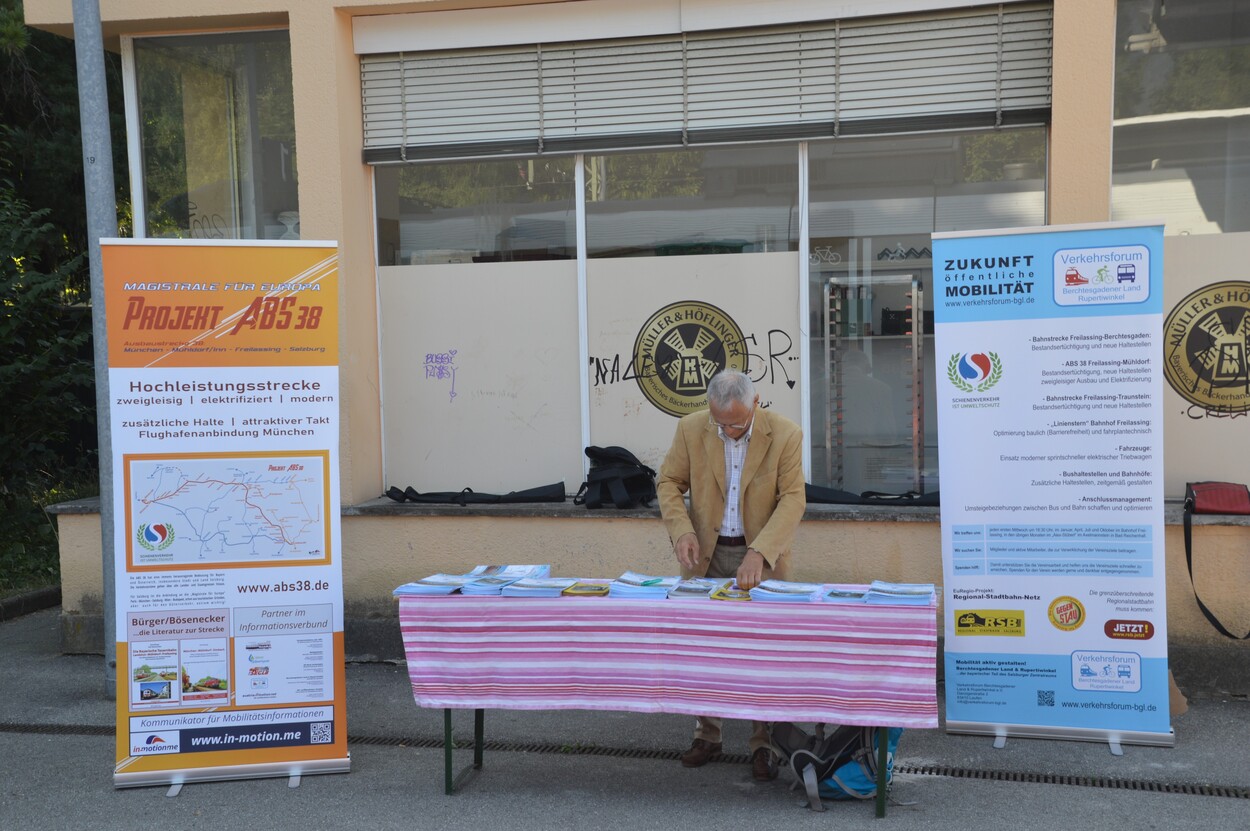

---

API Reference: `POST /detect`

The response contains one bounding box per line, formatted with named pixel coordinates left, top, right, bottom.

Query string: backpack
left=572, top=446, right=657, bottom=509
left=767, top=722, right=903, bottom=811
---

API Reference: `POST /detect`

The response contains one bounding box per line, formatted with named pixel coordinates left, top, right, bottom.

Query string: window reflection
left=1112, top=0, right=1250, bottom=234
left=584, top=146, right=799, bottom=258
left=806, top=130, right=1046, bottom=494
left=374, top=158, right=576, bottom=264
left=134, top=31, right=298, bottom=240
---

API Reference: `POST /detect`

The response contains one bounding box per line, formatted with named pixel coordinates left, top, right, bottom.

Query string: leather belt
left=717, top=535, right=747, bottom=546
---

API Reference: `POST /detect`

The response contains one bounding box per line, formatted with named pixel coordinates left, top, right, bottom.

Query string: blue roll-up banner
left=932, top=222, right=1173, bottom=747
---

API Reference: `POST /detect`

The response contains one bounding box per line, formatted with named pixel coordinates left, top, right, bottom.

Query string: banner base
left=114, top=755, right=351, bottom=789
left=946, top=721, right=1175, bottom=748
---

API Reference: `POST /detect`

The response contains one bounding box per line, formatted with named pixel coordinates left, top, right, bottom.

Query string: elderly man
left=657, top=369, right=806, bottom=781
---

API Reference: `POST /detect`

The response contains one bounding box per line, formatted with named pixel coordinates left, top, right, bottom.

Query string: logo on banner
left=131, top=732, right=180, bottom=755
left=1163, top=281, right=1250, bottom=416
left=1048, top=596, right=1086, bottom=631
left=632, top=301, right=748, bottom=417
left=954, top=610, right=1025, bottom=636
left=1105, top=619, right=1155, bottom=640
left=136, top=523, right=175, bottom=551
left=1053, top=246, right=1150, bottom=307
left=947, top=352, right=1002, bottom=393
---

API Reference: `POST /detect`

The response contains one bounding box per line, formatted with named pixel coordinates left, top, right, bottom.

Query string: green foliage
left=0, top=471, right=98, bottom=593
left=0, top=180, right=95, bottom=486
left=0, top=0, right=128, bottom=269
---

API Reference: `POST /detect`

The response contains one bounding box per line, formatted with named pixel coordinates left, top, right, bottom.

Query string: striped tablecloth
left=398, top=594, right=938, bottom=728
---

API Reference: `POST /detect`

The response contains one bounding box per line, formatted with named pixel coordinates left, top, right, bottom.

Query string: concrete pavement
left=2, top=606, right=1247, bottom=831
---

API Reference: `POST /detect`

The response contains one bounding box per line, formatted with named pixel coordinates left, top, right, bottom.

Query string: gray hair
left=706, top=370, right=755, bottom=409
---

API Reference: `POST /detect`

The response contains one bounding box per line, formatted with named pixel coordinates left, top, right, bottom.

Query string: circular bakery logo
left=1164, top=281, right=1250, bottom=415
left=1048, top=596, right=1085, bottom=632
left=633, top=301, right=748, bottom=417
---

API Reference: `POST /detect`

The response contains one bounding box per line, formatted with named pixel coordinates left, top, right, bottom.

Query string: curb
left=0, top=586, right=62, bottom=622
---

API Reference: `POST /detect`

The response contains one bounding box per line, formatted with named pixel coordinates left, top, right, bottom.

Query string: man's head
left=706, top=370, right=758, bottom=439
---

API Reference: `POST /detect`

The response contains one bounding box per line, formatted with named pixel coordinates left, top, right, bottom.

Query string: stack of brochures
left=709, top=584, right=752, bottom=601
left=748, top=579, right=824, bottom=603
left=667, top=577, right=730, bottom=600
left=499, top=577, right=579, bottom=597
left=460, top=564, right=552, bottom=595
left=393, top=573, right=478, bottom=596
left=862, top=580, right=936, bottom=605
left=608, top=571, right=680, bottom=598
left=394, top=564, right=551, bottom=596
left=562, top=581, right=611, bottom=596
left=822, top=585, right=870, bottom=604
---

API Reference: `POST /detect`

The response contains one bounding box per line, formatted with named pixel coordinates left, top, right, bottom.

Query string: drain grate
left=5, top=722, right=1246, bottom=799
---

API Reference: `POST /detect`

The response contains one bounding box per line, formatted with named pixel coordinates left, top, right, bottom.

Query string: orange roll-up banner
left=103, top=240, right=349, bottom=787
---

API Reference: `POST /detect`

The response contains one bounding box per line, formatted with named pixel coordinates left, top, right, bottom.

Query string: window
left=374, top=157, right=576, bottom=265
left=130, top=30, right=299, bottom=240
left=807, top=130, right=1046, bottom=494
left=583, top=146, right=799, bottom=258
left=1113, top=0, right=1250, bottom=234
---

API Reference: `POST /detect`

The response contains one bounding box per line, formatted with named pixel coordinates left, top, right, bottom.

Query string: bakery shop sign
left=1164, top=281, right=1250, bottom=417
left=632, top=301, right=748, bottom=417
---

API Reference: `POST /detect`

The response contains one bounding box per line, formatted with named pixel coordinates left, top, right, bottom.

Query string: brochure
left=709, top=584, right=752, bottom=602
left=748, top=579, right=824, bottom=603
left=499, top=577, right=579, bottom=597
left=822, top=585, right=870, bottom=604
left=667, top=577, right=730, bottom=600
left=863, top=580, right=936, bottom=606
left=609, top=571, right=680, bottom=599
left=562, top=581, right=611, bottom=597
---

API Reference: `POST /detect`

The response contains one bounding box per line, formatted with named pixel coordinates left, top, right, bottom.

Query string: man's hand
left=736, top=549, right=767, bottom=590
left=674, top=532, right=700, bottom=571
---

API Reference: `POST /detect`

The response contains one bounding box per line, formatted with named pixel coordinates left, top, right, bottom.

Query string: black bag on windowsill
left=573, top=446, right=657, bottom=509
left=384, top=481, right=565, bottom=506
left=1183, top=481, right=1250, bottom=639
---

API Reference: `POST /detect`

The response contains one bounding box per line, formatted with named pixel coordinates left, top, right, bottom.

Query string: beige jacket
left=657, top=407, right=806, bottom=579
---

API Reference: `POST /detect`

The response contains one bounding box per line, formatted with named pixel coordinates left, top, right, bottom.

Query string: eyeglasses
left=709, top=416, right=751, bottom=431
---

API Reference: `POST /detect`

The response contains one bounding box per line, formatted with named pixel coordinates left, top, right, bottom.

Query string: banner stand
left=103, top=239, right=351, bottom=787
left=933, top=222, right=1172, bottom=750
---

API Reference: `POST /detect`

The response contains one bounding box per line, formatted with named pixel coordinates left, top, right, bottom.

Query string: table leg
left=443, top=708, right=486, bottom=795
left=875, top=726, right=888, bottom=818
left=474, top=709, right=484, bottom=768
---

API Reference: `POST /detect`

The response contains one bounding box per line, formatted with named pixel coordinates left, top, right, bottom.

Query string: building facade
left=28, top=0, right=1250, bottom=681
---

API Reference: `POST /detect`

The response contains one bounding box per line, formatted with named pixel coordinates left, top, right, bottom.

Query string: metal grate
left=5, top=722, right=1246, bottom=799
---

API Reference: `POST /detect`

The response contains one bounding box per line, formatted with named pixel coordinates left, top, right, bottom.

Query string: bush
left=0, top=471, right=98, bottom=594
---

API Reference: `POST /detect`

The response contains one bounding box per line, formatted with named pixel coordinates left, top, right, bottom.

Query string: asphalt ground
left=2, top=607, right=1248, bottom=831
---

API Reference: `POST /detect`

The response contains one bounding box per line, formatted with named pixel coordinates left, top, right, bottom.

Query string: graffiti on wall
left=424, top=349, right=458, bottom=403
left=588, top=300, right=798, bottom=416
left=1163, top=281, right=1250, bottom=420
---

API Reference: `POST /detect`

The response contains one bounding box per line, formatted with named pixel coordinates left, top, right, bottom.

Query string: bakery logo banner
left=632, top=300, right=748, bottom=417
left=1163, top=280, right=1250, bottom=416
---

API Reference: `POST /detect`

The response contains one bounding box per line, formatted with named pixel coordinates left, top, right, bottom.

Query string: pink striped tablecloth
left=398, top=594, right=938, bottom=729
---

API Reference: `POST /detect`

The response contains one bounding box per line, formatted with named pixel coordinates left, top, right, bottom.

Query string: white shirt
left=717, top=418, right=753, bottom=538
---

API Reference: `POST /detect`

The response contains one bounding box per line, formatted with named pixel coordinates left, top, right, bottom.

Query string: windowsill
left=44, top=496, right=1250, bottom=526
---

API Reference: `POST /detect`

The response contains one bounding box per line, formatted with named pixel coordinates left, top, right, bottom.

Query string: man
left=657, top=369, right=806, bottom=781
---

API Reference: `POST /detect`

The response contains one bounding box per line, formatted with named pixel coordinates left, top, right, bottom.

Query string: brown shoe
left=680, top=738, right=722, bottom=768
left=751, top=747, right=778, bottom=781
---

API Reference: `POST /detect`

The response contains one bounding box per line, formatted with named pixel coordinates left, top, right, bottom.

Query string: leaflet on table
left=863, top=581, right=937, bottom=605
left=667, top=577, right=730, bottom=600
left=933, top=223, right=1170, bottom=742
left=563, top=580, right=611, bottom=596
left=394, top=564, right=551, bottom=596
left=709, top=584, right=752, bottom=602
left=499, top=577, right=578, bottom=597
left=608, top=571, right=680, bottom=598
left=748, top=580, right=824, bottom=602
left=823, top=585, right=870, bottom=604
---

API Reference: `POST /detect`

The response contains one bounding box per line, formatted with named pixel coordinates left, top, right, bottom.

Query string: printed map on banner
left=126, top=452, right=330, bottom=567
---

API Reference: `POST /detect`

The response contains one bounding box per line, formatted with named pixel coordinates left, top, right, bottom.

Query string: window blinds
left=361, top=3, right=1051, bottom=162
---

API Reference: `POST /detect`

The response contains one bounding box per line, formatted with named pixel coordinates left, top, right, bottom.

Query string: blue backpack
left=767, top=723, right=903, bottom=811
